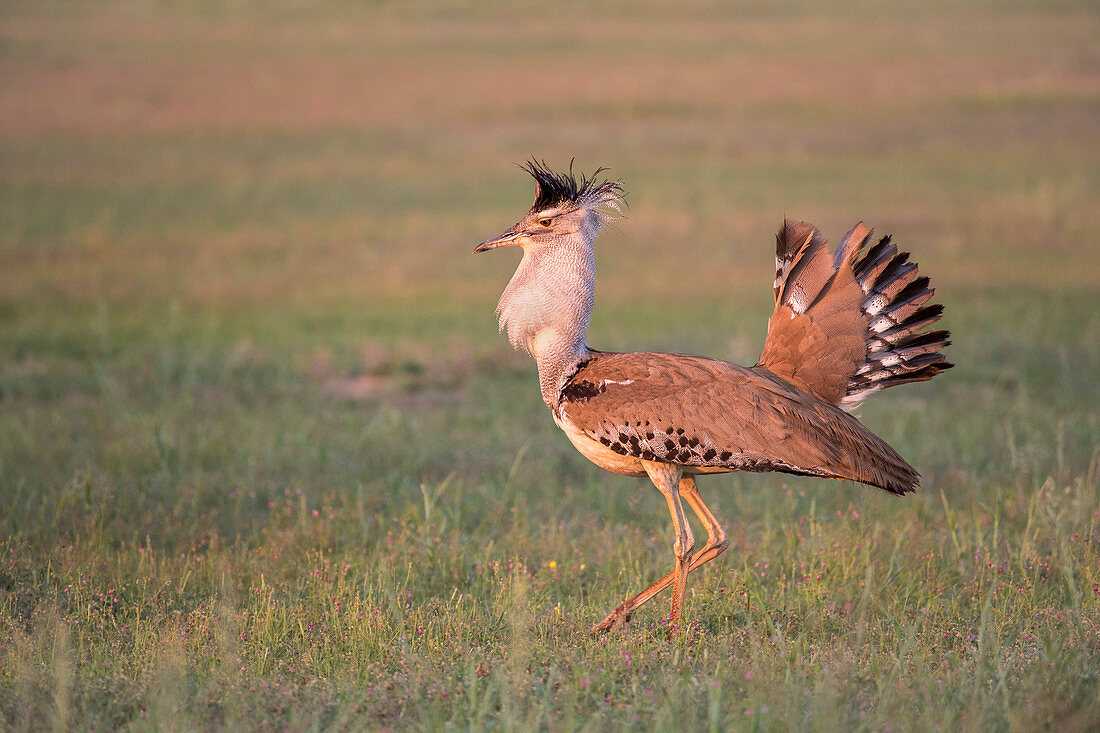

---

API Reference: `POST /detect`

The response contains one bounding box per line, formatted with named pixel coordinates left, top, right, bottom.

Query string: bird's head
left=473, top=159, right=625, bottom=254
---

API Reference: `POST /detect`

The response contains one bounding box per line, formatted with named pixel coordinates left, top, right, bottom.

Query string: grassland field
left=1, top=0, right=1099, bottom=730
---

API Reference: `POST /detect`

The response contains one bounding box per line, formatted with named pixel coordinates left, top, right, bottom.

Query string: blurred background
left=3, top=0, right=1097, bottom=511
left=1, top=0, right=1098, bottom=726
left=5, top=0, right=1096, bottom=329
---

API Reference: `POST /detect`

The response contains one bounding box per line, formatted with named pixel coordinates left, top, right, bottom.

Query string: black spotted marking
left=599, top=436, right=611, bottom=446
left=720, top=450, right=733, bottom=461
left=677, top=450, right=693, bottom=463
left=645, top=431, right=654, bottom=440
left=561, top=379, right=605, bottom=402
left=610, top=442, right=627, bottom=455
left=688, top=436, right=700, bottom=448
left=664, top=438, right=676, bottom=451
left=703, top=448, right=717, bottom=461
left=678, top=435, right=689, bottom=447
left=641, top=449, right=655, bottom=460
left=675, top=427, right=685, bottom=435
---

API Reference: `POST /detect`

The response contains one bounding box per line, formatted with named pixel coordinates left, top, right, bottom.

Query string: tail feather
left=868, top=280, right=933, bottom=332
left=871, top=304, right=943, bottom=351
left=851, top=238, right=895, bottom=281
left=757, top=219, right=952, bottom=413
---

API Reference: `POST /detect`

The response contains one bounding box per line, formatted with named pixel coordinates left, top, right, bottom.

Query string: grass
left=1, top=0, right=1099, bottom=729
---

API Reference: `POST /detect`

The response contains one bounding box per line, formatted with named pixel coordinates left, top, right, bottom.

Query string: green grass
left=2, top=0, right=1099, bottom=729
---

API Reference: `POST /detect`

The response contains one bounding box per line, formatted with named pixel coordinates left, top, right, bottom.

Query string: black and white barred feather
left=842, top=230, right=952, bottom=410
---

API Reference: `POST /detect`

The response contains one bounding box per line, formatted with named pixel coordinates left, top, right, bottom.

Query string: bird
left=473, top=160, right=952, bottom=635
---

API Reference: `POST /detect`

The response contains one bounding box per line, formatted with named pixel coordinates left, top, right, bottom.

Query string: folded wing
left=557, top=352, right=920, bottom=494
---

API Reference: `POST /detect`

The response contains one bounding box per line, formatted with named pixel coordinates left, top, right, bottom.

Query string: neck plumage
left=496, top=231, right=597, bottom=409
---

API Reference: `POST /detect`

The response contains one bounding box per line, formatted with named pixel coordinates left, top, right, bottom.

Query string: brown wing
left=557, top=352, right=919, bottom=494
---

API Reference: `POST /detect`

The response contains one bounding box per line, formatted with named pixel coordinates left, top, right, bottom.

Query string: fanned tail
left=757, top=219, right=953, bottom=413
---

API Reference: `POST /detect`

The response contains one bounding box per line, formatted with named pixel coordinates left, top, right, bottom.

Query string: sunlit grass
left=1, top=0, right=1098, bottom=729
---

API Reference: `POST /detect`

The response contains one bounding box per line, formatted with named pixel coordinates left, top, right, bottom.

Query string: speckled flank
left=594, top=417, right=816, bottom=472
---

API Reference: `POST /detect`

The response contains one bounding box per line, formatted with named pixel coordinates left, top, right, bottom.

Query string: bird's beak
left=473, top=226, right=523, bottom=253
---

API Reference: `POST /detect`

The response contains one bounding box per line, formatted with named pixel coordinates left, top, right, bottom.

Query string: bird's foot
left=590, top=603, right=633, bottom=635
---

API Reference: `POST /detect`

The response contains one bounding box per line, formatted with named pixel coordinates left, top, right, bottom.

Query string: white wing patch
left=785, top=284, right=809, bottom=314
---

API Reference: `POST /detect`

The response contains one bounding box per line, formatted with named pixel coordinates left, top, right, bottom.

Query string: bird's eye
left=538, top=218, right=553, bottom=227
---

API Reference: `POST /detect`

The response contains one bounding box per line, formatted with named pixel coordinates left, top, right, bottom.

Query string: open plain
left=1, top=1, right=1098, bottom=729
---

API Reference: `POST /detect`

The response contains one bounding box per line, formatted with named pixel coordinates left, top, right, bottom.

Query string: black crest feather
left=522, top=159, right=624, bottom=215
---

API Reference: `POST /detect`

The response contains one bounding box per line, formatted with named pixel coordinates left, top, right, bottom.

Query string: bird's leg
left=651, top=463, right=693, bottom=634
left=591, top=475, right=729, bottom=635
left=591, top=462, right=692, bottom=635
left=678, top=476, right=730, bottom=572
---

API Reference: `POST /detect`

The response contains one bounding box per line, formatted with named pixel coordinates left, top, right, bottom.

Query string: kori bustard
left=474, top=160, right=952, bottom=634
